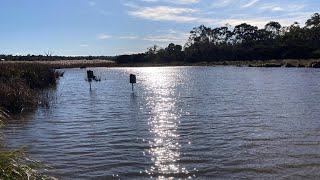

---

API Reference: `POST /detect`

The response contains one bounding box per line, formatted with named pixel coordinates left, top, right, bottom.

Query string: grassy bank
left=0, top=109, right=54, bottom=179
left=219, top=59, right=320, bottom=68
left=2, top=59, right=320, bottom=69
left=0, top=62, right=58, bottom=178
left=0, top=62, right=59, bottom=114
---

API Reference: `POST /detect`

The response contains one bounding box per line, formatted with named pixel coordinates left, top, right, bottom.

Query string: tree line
left=115, top=13, right=320, bottom=64
left=1, top=13, right=319, bottom=63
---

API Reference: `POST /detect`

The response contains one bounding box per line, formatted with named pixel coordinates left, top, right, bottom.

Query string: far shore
left=2, top=59, right=320, bottom=68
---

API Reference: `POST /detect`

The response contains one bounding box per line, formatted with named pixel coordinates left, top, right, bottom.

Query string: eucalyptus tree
left=233, top=23, right=259, bottom=44
left=212, top=26, right=233, bottom=45
left=305, top=13, right=320, bottom=28
left=265, top=21, right=282, bottom=38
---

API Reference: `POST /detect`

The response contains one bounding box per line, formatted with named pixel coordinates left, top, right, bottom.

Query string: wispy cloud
left=129, top=6, right=199, bottom=23
left=127, top=4, right=218, bottom=24
left=126, top=1, right=314, bottom=28
left=260, top=3, right=305, bottom=13
left=260, top=5, right=284, bottom=12
left=80, top=44, right=89, bottom=47
left=271, top=7, right=284, bottom=11
left=241, top=0, right=260, bottom=8
left=210, top=0, right=232, bottom=8
left=97, top=34, right=112, bottom=40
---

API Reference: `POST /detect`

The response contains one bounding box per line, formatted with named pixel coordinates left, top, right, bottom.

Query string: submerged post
left=87, top=70, right=94, bottom=91
left=130, top=74, right=136, bottom=91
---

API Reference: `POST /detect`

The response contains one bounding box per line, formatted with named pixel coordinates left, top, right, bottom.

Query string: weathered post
left=130, top=74, right=136, bottom=91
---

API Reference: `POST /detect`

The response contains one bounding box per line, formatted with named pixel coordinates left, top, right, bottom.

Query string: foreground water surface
left=3, top=66, right=320, bottom=179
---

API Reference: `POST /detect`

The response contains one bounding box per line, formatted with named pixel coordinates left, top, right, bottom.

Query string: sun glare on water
left=137, top=67, right=191, bottom=178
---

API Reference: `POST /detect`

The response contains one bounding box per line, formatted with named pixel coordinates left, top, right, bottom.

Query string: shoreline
left=2, top=59, right=320, bottom=68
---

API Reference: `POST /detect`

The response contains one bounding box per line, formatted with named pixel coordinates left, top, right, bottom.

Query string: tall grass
left=0, top=79, right=38, bottom=113
left=0, top=62, right=58, bottom=114
left=0, top=62, right=56, bottom=88
left=0, top=109, right=55, bottom=179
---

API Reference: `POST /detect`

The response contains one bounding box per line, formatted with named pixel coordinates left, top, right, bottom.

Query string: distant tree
left=164, top=43, right=184, bottom=62
left=44, top=50, right=53, bottom=57
left=305, top=13, right=320, bottom=28
left=233, top=23, right=259, bottom=44
left=186, top=25, right=214, bottom=46
left=145, top=45, right=160, bottom=63
left=265, top=21, right=282, bottom=38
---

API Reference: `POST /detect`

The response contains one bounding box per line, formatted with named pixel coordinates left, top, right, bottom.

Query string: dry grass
left=1, top=60, right=115, bottom=69
left=0, top=79, right=38, bottom=113
left=0, top=62, right=58, bottom=114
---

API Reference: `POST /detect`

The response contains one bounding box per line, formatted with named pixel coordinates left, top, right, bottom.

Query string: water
left=2, top=66, right=320, bottom=179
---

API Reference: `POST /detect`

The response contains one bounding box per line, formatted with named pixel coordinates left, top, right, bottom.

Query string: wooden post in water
left=130, top=74, right=136, bottom=92
left=87, top=70, right=94, bottom=91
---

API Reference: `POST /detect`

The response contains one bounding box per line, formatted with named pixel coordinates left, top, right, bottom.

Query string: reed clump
left=0, top=148, right=53, bottom=180
left=0, top=62, right=58, bottom=114
left=0, top=109, right=54, bottom=179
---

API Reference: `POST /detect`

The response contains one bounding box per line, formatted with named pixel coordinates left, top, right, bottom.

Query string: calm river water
left=3, top=66, right=320, bottom=179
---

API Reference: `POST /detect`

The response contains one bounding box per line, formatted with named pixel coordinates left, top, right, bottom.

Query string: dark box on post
left=130, top=74, right=136, bottom=83
left=87, top=70, right=94, bottom=79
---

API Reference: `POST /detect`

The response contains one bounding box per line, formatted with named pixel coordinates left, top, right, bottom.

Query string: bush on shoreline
left=0, top=63, right=58, bottom=114
left=0, top=79, right=38, bottom=113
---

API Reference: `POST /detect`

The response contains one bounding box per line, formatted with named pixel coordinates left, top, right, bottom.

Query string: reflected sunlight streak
left=139, top=68, right=189, bottom=178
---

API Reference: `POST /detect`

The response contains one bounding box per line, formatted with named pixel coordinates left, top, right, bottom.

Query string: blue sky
left=0, top=0, right=319, bottom=56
